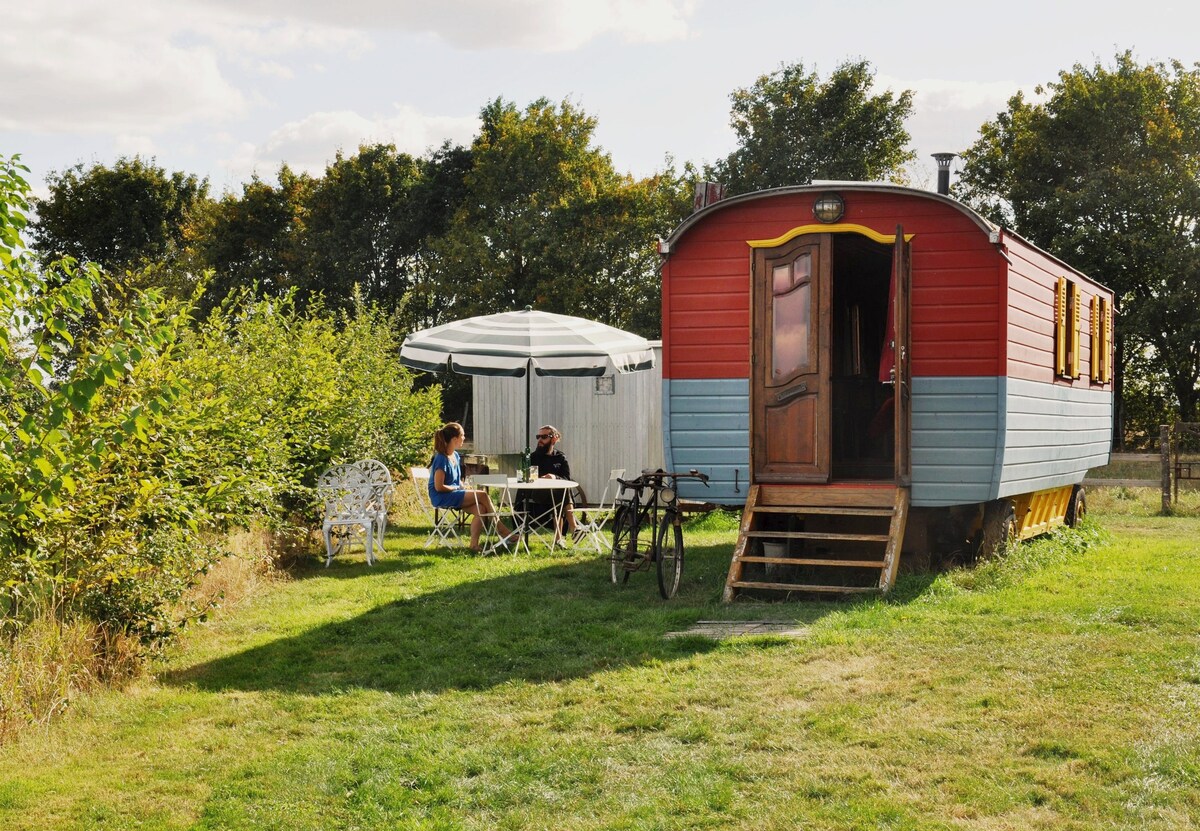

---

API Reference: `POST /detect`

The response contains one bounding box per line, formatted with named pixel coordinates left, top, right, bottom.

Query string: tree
left=292, top=143, right=470, bottom=323
left=294, top=144, right=426, bottom=316
left=710, top=60, right=915, bottom=194
left=419, top=97, right=692, bottom=423
left=186, top=166, right=312, bottom=318
left=32, top=156, right=208, bottom=275
left=428, top=97, right=692, bottom=330
left=957, top=52, right=1200, bottom=438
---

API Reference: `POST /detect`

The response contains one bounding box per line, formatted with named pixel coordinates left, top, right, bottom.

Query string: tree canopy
left=958, top=51, right=1200, bottom=435
left=710, top=60, right=915, bottom=194
left=32, top=157, right=207, bottom=274
left=426, top=97, right=692, bottom=334
left=186, top=166, right=312, bottom=318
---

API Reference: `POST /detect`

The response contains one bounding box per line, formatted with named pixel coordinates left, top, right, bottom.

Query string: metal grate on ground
left=664, top=620, right=809, bottom=639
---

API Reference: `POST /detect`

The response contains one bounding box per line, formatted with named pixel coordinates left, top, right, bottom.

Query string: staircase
left=723, top=484, right=909, bottom=601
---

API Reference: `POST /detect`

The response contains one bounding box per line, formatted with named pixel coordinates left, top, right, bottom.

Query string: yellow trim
left=1054, top=277, right=1068, bottom=376
left=747, top=223, right=915, bottom=248
left=1103, top=298, right=1113, bottom=384
left=1069, top=281, right=1080, bottom=378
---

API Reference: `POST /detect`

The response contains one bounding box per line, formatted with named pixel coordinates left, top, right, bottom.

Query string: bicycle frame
left=610, top=469, right=709, bottom=598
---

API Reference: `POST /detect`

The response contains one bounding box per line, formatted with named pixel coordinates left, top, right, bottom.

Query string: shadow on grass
left=163, top=535, right=862, bottom=698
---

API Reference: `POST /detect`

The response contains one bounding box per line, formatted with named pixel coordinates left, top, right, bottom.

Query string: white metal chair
left=318, top=461, right=394, bottom=566
left=574, top=468, right=625, bottom=554
left=410, top=466, right=462, bottom=548
left=354, top=459, right=394, bottom=553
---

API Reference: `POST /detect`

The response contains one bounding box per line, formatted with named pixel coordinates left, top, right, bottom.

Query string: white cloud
left=220, top=105, right=479, bottom=182
left=0, top=2, right=247, bottom=134
left=255, top=61, right=297, bottom=80
left=193, top=0, right=696, bottom=51
left=112, top=134, right=159, bottom=158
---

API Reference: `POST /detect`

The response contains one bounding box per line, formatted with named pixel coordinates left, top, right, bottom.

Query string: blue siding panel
left=664, top=375, right=1112, bottom=509
left=911, top=377, right=1001, bottom=506
left=663, top=378, right=749, bottom=504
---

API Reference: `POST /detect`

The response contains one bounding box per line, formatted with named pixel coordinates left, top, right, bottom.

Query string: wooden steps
left=723, top=484, right=910, bottom=601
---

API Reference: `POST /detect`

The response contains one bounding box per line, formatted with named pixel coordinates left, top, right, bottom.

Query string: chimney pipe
left=932, top=153, right=957, bottom=196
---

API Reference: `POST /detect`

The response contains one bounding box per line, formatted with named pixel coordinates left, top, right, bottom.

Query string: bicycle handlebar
left=618, top=468, right=710, bottom=489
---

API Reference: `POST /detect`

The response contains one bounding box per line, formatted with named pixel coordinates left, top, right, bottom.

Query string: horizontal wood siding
left=663, top=378, right=749, bottom=504
left=663, top=189, right=1005, bottom=381
left=472, top=344, right=663, bottom=500
left=997, top=377, right=1112, bottom=497
left=659, top=186, right=1115, bottom=509
left=910, top=376, right=1001, bottom=506
left=1004, top=234, right=1114, bottom=387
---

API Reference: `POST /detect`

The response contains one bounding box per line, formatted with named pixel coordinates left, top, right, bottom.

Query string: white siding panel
left=998, top=377, right=1112, bottom=497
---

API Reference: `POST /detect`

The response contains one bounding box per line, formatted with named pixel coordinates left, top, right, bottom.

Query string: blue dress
left=429, top=451, right=466, bottom=509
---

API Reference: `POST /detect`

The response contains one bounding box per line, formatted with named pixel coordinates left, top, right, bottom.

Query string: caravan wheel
left=976, top=500, right=1017, bottom=559
left=1066, top=485, right=1087, bottom=527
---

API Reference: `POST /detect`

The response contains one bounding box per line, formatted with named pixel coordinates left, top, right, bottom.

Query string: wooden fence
left=1082, top=424, right=1200, bottom=513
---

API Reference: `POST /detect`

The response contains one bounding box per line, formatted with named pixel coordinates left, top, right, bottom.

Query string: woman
left=429, top=422, right=517, bottom=553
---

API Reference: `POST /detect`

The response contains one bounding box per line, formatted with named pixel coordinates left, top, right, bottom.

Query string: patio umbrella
left=400, top=307, right=655, bottom=474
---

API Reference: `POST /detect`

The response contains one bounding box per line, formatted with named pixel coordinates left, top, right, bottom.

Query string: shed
left=472, top=342, right=663, bottom=501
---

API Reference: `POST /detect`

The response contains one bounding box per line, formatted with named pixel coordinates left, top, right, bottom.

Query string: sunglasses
left=536, top=434, right=552, bottom=440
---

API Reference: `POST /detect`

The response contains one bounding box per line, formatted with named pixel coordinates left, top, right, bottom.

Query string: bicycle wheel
left=655, top=513, right=684, bottom=599
left=610, top=504, right=637, bottom=584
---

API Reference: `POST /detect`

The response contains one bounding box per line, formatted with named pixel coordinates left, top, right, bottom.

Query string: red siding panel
left=1003, top=231, right=1113, bottom=387
left=663, top=189, right=1007, bottom=380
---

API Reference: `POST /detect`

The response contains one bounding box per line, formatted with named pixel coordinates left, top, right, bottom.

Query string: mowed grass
left=1, top=499, right=1198, bottom=830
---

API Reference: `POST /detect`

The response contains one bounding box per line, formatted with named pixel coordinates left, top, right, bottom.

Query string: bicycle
left=609, top=469, right=709, bottom=598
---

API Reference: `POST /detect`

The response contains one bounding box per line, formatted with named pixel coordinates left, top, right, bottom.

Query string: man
left=527, top=424, right=580, bottom=541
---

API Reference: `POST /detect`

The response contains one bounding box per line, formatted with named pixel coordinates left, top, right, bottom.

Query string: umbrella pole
left=523, top=361, right=532, bottom=481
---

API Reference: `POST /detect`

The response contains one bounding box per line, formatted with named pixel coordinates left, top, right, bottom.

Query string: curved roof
left=662, top=181, right=1109, bottom=290
left=664, top=182, right=998, bottom=248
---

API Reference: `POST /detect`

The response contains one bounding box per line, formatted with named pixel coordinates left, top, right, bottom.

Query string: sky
left=3, top=0, right=1200, bottom=199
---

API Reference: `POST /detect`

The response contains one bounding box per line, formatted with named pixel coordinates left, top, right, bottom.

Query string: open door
left=892, top=227, right=912, bottom=485
left=751, top=234, right=831, bottom=482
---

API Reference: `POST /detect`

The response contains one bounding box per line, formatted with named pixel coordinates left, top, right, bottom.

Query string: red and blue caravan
left=658, top=182, right=1114, bottom=599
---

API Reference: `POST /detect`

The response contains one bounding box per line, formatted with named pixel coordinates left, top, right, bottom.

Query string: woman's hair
left=433, top=422, right=464, bottom=455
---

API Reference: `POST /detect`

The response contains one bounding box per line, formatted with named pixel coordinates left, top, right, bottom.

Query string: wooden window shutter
left=1103, top=298, right=1113, bottom=384
left=1054, top=277, right=1068, bottom=376
left=1090, top=296, right=1101, bottom=382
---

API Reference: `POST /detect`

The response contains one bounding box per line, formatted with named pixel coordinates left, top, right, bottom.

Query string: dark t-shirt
left=527, top=447, right=572, bottom=517
left=530, top=447, right=571, bottom=480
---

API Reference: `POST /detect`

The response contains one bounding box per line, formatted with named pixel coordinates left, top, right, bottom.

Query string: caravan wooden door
left=751, top=234, right=831, bottom=482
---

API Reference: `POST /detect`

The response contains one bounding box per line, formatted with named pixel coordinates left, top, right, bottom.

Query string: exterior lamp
left=813, top=192, right=844, bottom=223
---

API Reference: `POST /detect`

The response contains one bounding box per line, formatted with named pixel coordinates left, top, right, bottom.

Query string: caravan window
left=771, top=254, right=812, bottom=379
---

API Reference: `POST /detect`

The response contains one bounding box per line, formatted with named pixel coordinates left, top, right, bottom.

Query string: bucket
left=762, top=541, right=788, bottom=578
left=761, top=542, right=787, bottom=558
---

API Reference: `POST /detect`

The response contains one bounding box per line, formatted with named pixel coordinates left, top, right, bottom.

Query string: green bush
left=1, top=154, right=441, bottom=644
left=176, top=288, right=441, bottom=525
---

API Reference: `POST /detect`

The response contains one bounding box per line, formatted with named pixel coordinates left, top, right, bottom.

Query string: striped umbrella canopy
left=400, top=307, right=655, bottom=469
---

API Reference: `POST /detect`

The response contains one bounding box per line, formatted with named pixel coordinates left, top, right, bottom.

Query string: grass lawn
left=1, top=494, right=1198, bottom=830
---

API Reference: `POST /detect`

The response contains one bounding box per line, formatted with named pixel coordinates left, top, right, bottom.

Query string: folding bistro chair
left=573, top=468, right=625, bottom=554
left=472, top=474, right=526, bottom=555
left=410, top=466, right=462, bottom=548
